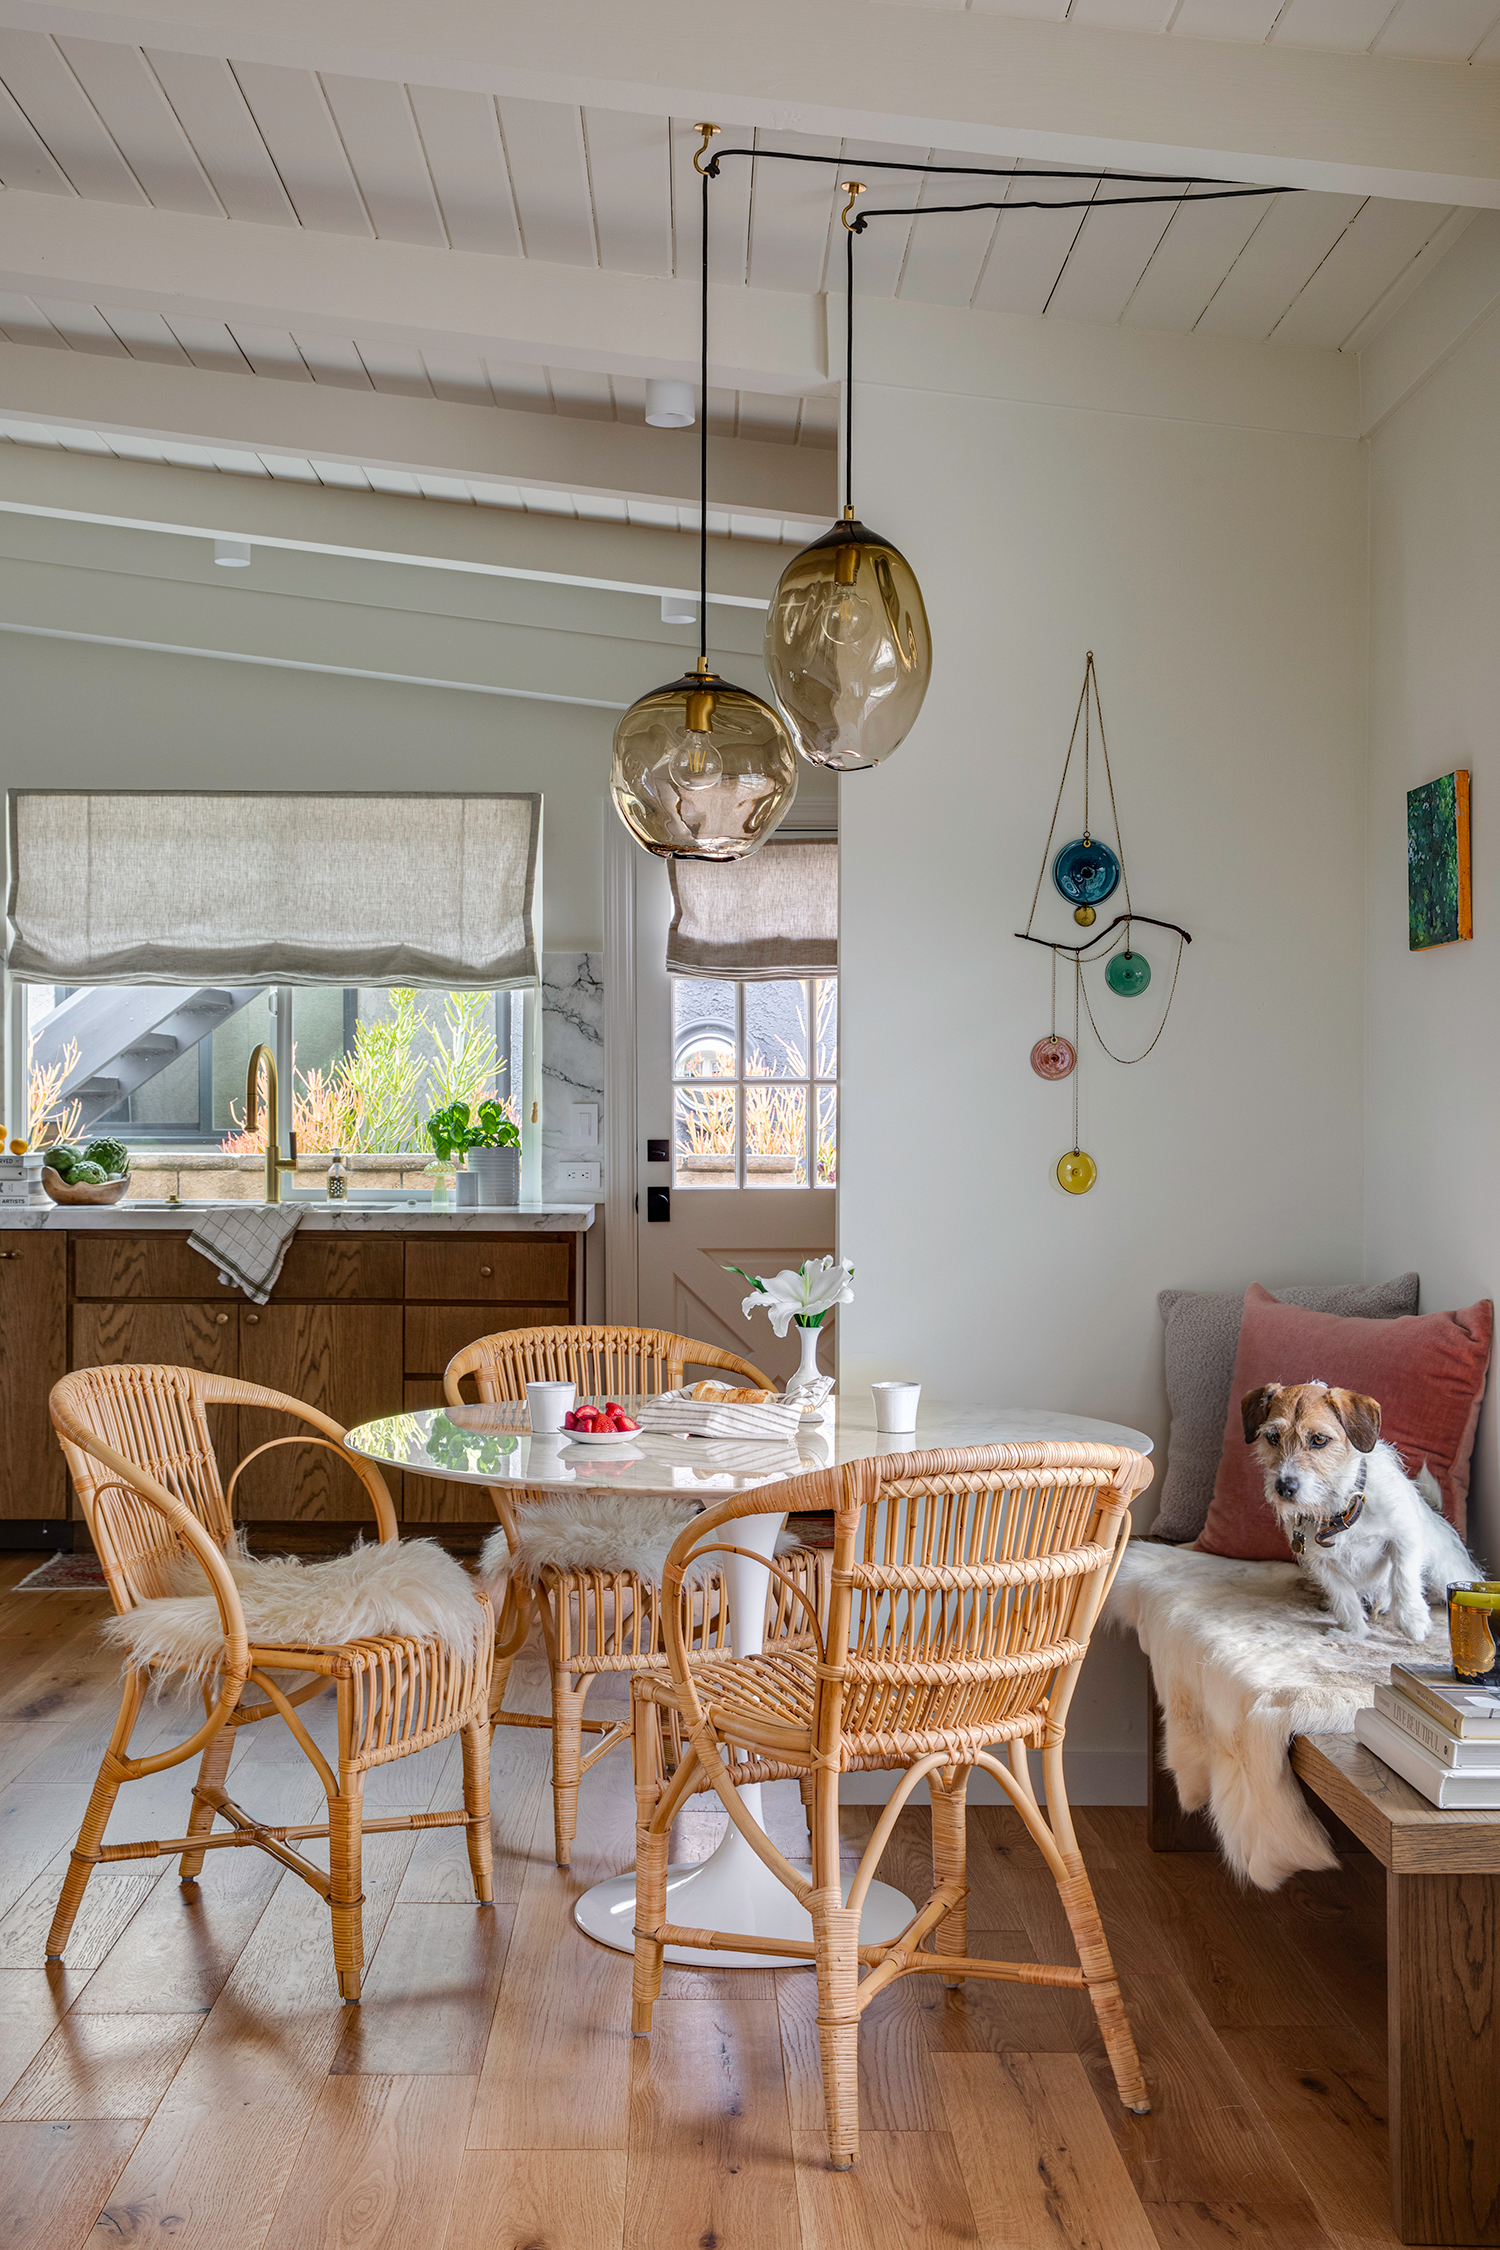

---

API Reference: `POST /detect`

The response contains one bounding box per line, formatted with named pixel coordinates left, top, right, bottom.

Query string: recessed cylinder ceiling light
left=645, top=378, right=695, bottom=428
left=660, top=593, right=698, bottom=625
left=214, top=538, right=252, bottom=568
left=611, top=128, right=797, bottom=863
left=763, top=185, right=931, bottom=771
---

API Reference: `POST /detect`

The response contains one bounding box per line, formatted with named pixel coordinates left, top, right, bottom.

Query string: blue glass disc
left=1053, top=837, right=1120, bottom=907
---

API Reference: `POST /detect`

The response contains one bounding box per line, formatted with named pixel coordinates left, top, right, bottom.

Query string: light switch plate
left=559, top=1161, right=601, bottom=1191
left=568, top=1103, right=599, bottom=1147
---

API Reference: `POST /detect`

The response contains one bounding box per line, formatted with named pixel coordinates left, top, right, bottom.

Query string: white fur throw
left=104, top=1534, right=486, bottom=1684
left=478, top=1496, right=799, bottom=1593
left=1107, top=1541, right=1432, bottom=1889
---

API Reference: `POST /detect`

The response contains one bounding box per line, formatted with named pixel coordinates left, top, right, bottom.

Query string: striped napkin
left=634, top=1387, right=805, bottom=1442
left=188, top=1204, right=305, bottom=1304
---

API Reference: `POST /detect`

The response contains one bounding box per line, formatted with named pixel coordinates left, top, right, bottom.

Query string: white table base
left=574, top=1781, right=916, bottom=1967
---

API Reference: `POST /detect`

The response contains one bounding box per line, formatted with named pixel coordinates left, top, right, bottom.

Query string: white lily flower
left=733, top=1255, right=855, bottom=1338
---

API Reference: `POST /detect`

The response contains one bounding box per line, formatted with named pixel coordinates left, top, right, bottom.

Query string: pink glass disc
left=1030, top=1037, right=1076, bottom=1081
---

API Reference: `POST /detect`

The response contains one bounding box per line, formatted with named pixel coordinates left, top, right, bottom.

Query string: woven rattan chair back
left=53, top=1363, right=239, bottom=1611
left=443, top=1323, right=772, bottom=1409
left=631, top=1440, right=1154, bottom=2167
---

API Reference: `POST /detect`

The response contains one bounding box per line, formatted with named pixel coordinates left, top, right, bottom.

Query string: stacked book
left=1356, top=1664, right=1500, bottom=1806
left=0, top=1151, right=43, bottom=1208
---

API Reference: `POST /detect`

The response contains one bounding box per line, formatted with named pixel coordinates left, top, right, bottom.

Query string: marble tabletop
left=344, top=1396, right=1153, bottom=1500
left=0, top=1202, right=595, bottom=1233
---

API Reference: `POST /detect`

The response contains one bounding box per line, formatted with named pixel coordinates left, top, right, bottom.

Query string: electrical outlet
left=559, top=1161, right=601, bottom=1191
left=569, top=1103, right=599, bottom=1147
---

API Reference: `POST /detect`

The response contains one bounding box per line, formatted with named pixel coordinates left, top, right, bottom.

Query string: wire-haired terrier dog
left=1241, top=1380, right=1476, bottom=1641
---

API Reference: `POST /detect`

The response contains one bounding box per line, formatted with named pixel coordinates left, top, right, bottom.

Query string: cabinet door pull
left=0, top=1250, right=20, bottom=1260
left=245, top=1312, right=260, bottom=1325
left=215, top=1311, right=230, bottom=1325
left=479, top=1264, right=493, bottom=1277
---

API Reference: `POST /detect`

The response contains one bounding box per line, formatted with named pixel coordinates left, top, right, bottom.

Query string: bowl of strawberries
left=562, top=1400, right=642, bottom=1446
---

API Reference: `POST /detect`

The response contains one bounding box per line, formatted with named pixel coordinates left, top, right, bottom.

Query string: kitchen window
left=671, top=975, right=836, bottom=1190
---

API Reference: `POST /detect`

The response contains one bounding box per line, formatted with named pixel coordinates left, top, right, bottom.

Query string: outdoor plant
left=28, top=1032, right=84, bottom=1149
left=424, top=1098, right=521, bottom=1163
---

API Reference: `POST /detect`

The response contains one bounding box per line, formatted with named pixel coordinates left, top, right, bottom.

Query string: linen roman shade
left=666, top=837, right=837, bottom=981
left=6, top=791, right=541, bottom=986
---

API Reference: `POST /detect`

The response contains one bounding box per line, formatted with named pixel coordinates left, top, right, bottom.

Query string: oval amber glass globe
left=611, top=666, right=799, bottom=860
left=764, top=516, right=931, bottom=771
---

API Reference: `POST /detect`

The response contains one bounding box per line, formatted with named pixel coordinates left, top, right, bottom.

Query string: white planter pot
left=468, top=1145, right=520, bottom=1206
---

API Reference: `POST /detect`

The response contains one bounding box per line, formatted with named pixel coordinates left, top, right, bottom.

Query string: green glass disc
left=1105, top=949, right=1151, bottom=997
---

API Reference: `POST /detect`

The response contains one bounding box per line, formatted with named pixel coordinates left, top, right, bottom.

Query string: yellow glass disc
left=1056, top=1149, right=1098, bottom=1195
left=1074, top=904, right=1096, bottom=926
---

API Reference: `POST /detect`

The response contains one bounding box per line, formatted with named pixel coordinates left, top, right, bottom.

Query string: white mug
left=871, top=1381, right=921, bottom=1434
left=525, top=1379, right=577, bottom=1434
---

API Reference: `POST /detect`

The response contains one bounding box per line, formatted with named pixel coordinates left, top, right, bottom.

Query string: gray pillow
left=1151, top=1274, right=1420, bottom=1543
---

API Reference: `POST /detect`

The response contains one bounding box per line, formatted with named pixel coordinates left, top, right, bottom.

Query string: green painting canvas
left=1408, top=771, right=1471, bottom=951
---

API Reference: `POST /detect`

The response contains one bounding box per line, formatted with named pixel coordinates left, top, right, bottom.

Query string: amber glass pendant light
left=611, top=128, right=797, bottom=861
left=763, top=192, right=931, bottom=772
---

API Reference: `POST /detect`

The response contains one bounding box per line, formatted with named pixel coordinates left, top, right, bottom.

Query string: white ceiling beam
left=0, top=548, right=762, bottom=706
left=0, top=190, right=826, bottom=392
left=0, top=444, right=792, bottom=608
left=0, top=341, right=834, bottom=521
left=1, top=0, right=1495, bottom=206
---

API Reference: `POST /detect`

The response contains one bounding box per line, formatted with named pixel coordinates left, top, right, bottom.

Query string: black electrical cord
left=706, top=144, right=1286, bottom=200
left=845, top=223, right=854, bottom=516
left=699, top=156, right=709, bottom=673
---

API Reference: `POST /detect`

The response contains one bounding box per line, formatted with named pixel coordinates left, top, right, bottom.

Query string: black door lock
left=646, top=1186, right=671, bottom=1223
left=646, top=1138, right=669, bottom=1164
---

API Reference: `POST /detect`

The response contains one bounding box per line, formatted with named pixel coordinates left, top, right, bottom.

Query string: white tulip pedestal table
left=345, top=1397, right=1151, bottom=1968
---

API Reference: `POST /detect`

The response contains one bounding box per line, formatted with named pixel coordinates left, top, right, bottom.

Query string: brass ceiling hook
left=840, top=179, right=867, bottom=231
left=693, top=122, right=721, bottom=175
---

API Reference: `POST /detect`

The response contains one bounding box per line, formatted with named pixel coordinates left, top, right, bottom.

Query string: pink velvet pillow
left=1195, top=1284, right=1492, bottom=1560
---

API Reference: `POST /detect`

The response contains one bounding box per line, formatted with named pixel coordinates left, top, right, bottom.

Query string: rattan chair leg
left=1057, top=1859, right=1150, bottom=2113
left=178, top=1706, right=235, bottom=1885
left=550, top=1671, right=591, bottom=1868
left=630, top=1692, right=669, bottom=2037
left=46, top=1669, right=145, bottom=1960
left=462, top=1713, right=495, bottom=1904
left=329, top=1760, right=366, bottom=2004
left=929, top=1765, right=971, bottom=1989
left=811, top=1884, right=862, bottom=2171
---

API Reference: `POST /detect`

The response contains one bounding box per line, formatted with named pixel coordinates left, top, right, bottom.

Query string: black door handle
left=646, top=1186, right=671, bottom=1223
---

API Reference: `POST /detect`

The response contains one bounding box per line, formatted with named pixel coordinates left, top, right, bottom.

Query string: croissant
left=689, top=1380, right=776, bottom=1405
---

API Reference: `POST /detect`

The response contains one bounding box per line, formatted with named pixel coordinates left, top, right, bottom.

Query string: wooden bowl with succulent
left=40, top=1137, right=132, bottom=1206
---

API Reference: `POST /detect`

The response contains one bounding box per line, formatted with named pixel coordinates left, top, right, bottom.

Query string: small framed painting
left=1408, top=770, right=1472, bottom=951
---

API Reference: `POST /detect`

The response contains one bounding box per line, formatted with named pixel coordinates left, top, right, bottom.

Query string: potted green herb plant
left=425, top=1099, right=522, bottom=1207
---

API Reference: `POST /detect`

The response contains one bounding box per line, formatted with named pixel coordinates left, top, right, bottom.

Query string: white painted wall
left=838, top=327, right=1368, bottom=1792
left=1364, top=299, right=1500, bottom=1572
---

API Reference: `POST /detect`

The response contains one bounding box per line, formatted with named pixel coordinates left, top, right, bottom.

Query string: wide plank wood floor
left=0, top=1553, right=1418, bottom=2250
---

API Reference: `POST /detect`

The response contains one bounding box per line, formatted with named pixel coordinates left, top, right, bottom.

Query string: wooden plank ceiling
left=0, top=16, right=1489, bottom=446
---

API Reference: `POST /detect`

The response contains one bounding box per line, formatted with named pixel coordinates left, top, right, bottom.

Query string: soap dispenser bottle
left=326, top=1149, right=348, bottom=1203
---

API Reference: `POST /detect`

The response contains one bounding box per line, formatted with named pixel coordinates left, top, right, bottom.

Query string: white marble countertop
left=345, top=1396, right=1152, bottom=1500
left=0, top=1202, right=595, bottom=1233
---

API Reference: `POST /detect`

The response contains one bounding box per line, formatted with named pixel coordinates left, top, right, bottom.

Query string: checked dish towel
left=188, top=1204, right=305, bottom=1304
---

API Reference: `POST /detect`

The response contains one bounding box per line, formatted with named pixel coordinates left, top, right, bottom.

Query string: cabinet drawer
left=404, top=1238, right=571, bottom=1305
left=72, top=1232, right=402, bottom=1301
left=405, top=1303, right=567, bottom=1378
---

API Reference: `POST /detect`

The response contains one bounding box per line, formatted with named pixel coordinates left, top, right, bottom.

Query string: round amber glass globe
left=611, top=668, right=799, bottom=860
left=764, top=517, right=931, bottom=771
left=1056, top=1149, right=1098, bottom=1195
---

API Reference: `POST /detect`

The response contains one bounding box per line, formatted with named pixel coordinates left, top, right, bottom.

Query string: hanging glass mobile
left=1019, top=653, right=1191, bottom=1194
left=762, top=184, right=932, bottom=772
left=610, top=127, right=798, bottom=860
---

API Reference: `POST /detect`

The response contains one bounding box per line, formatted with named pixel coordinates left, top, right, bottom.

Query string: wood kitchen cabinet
left=0, top=1231, right=68, bottom=1521
left=4, top=1225, right=583, bottom=1536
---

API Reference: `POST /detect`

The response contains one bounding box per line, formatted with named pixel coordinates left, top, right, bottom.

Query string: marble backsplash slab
left=541, top=952, right=604, bottom=1201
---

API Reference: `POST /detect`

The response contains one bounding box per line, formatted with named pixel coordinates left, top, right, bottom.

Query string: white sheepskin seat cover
left=1107, top=1541, right=1435, bottom=1889
left=477, top=1495, right=799, bottom=1594
left=104, top=1534, right=486, bottom=1683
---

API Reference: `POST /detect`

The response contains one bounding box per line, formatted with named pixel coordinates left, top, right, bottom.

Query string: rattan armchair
left=47, top=1365, right=494, bottom=2001
left=628, top=1440, right=1154, bottom=2170
left=444, top=1323, right=826, bottom=1866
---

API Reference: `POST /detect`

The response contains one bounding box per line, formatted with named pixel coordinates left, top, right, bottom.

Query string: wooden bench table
left=1289, top=1734, right=1500, bottom=2248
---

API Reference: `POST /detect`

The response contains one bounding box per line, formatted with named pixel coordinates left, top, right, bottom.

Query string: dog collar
left=1288, top=1459, right=1368, bottom=1559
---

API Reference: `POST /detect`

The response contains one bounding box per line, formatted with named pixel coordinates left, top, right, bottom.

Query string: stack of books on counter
left=0, top=1149, right=43, bottom=1208
left=1356, top=1664, right=1500, bottom=1806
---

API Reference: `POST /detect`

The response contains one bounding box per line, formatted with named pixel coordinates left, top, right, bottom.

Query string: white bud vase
left=786, top=1321, right=825, bottom=1398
